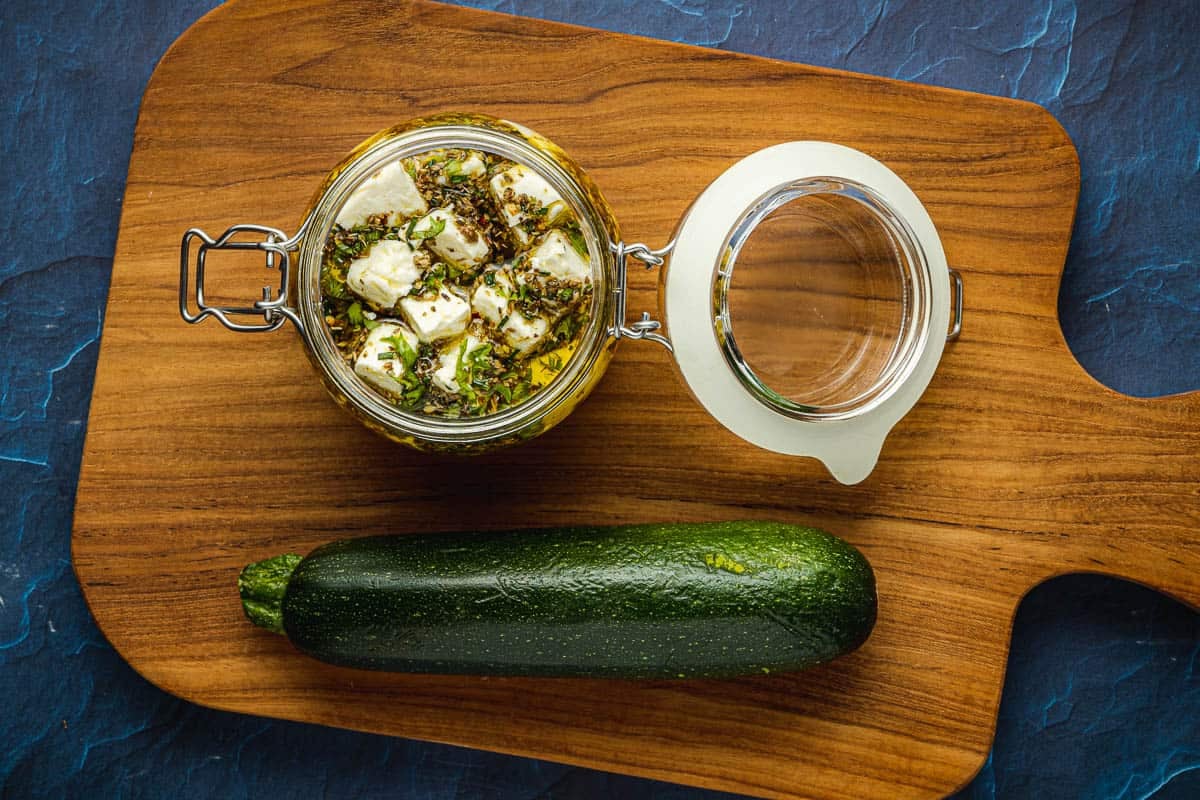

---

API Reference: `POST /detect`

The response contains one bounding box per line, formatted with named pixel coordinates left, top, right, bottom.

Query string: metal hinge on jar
left=610, top=240, right=674, bottom=352
left=947, top=267, right=964, bottom=341
left=179, top=223, right=307, bottom=333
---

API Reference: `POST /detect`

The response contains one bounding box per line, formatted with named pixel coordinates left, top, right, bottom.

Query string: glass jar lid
left=661, top=142, right=953, bottom=484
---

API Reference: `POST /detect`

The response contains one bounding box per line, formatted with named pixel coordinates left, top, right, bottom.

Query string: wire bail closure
left=609, top=240, right=673, bottom=351
left=179, top=223, right=306, bottom=333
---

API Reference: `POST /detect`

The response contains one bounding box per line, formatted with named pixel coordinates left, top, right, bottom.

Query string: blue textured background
left=1, top=0, right=1197, bottom=797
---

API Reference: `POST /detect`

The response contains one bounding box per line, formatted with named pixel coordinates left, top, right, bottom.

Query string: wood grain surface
left=71, top=1, right=1199, bottom=799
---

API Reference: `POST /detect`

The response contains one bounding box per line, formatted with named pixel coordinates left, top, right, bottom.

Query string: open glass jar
left=180, top=113, right=961, bottom=484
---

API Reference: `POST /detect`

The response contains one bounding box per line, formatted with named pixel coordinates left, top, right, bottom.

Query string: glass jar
left=180, top=113, right=961, bottom=483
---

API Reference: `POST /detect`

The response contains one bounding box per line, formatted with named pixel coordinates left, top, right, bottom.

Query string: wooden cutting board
left=72, top=1, right=1199, bottom=798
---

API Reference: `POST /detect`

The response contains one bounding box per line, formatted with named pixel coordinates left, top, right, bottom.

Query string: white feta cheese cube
left=500, top=311, right=550, bottom=355
left=335, top=161, right=427, bottom=228
left=431, top=333, right=488, bottom=395
left=528, top=230, right=590, bottom=282
left=412, top=207, right=490, bottom=267
left=354, top=322, right=418, bottom=396
left=471, top=270, right=514, bottom=326
left=489, top=164, right=566, bottom=242
left=399, top=287, right=470, bottom=343
left=345, top=238, right=421, bottom=310
left=435, top=152, right=487, bottom=186
left=470, top=268, right=549, bottom=354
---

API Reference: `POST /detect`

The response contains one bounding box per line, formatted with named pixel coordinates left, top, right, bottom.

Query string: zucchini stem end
left=238, top=554, right=302, bottom=635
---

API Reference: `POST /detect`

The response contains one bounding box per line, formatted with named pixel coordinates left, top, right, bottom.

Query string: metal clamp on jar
left=180, top=113, right=963, bottom=484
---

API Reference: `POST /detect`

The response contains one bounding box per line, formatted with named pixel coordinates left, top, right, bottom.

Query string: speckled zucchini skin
left=279, top=521, right=876, bottom=679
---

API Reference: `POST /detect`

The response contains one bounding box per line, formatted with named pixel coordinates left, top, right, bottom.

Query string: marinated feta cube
left=435, top=152, right=487, bottom=186
left=471, top=269, right=549, bottom=353
left=528, top=230, right=590, bottom=282
left=345, top=238, right=421, bottom=310
left=353, top=322, right=418, bottom=396
left=335, top=161, right=427, bottom=228
left=412, top=207, right=490, bottom=267
left=489, top=164, right=566, bottom=243
left=500, top=311, right=550, bottom=355
left=400, top=286, right=470, bottom=343
left=471, top=269, right=515, bottom=326
left=431, top=333, right=488, bottom=395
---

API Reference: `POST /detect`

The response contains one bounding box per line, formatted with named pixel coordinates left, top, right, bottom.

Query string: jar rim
left=712, top=176, right=932, bottom=422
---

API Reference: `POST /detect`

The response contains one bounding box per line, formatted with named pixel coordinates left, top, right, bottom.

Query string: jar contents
left=320, top=148, right=594, bottom=418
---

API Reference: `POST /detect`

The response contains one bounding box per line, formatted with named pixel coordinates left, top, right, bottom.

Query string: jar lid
left=662, top=142, right=951, bottom=484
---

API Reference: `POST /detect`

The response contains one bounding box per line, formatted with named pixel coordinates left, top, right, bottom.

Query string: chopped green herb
left=408, top=217, right=446, bottom=241
left=555, top=312, right=585, bottom=342
left=444, top=160, right=471, bottom=184
left=566, top=228, right=588, bottom=258
left=321, top=266, right=351, bottom=300
left=383, top=334, right=418, bottom=371
left=454, top=340, right=474, bottom=401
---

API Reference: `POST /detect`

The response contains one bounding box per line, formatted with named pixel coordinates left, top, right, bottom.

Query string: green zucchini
left=239, top=521, right=876, bottom=679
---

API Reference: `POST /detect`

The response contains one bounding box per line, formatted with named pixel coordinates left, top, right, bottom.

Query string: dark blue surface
left=1, top=1, right=1197, bottom=797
